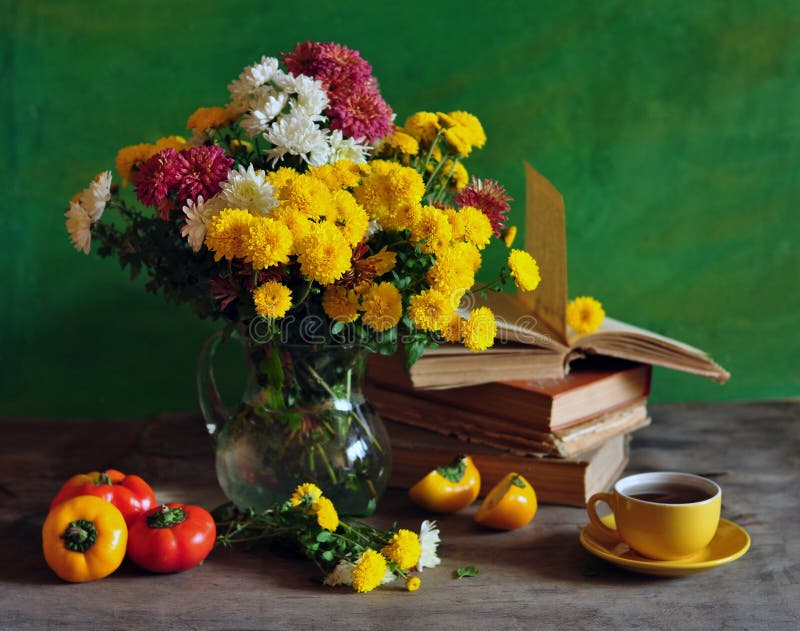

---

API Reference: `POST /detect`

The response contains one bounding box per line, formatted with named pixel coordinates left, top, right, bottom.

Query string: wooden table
left=1, top=401, right=798, bottom=630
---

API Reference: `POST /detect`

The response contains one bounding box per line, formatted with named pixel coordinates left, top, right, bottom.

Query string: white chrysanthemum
left=181, top=195, right=223, bottom=252
left=416, top=520, right=441, bottom=572
left=220, top=164, right=278, bottom=216
left=271, top=69, right=297, bottom=93
left=79, top=171, right=112, bottom=222
left=265, top=112, right=330, bottom=167
left=240, top=89, right=290, bottom=137
left=381, top=568, right=397, bottom=585
left=365, top=219, right=382, bottom=238
left=65, top=201, right=93, bottom=254
left=323, top=560, right=354, bottom=587
left=289, top=74, right=329, bottom=120
left=228, top=56, right=280, bottom=114
left=327, top=130, right=371, bottom=165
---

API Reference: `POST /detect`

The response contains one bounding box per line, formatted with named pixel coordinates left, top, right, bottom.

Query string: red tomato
left=50, top=469, right=157, bottom=525
left=127, top=503, right=216, bottom=573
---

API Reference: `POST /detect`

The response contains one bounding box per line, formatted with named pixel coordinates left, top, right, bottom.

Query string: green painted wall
left=2, top=0, right=798, bottom=418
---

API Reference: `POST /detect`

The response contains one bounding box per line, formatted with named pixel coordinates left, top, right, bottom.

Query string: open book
left=407, top=164, right=730, bottom=389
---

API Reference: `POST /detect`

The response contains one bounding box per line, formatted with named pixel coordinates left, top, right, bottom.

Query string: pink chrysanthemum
left=174, top=145, right=233, bottom=207
left=134, top=149, right=183, bottom=208
left=328, top=86, right=394, bottom=142
left=454, top=177, right=513, bottom=237
left=283, top=41, right=373, bottom=93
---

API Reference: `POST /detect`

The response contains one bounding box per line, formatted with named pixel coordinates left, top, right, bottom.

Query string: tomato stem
left=95, top=471, right=112, bottom=486
left=61, top=519, right=98, bottom=552
left=147, top=505, right=187, bottom=528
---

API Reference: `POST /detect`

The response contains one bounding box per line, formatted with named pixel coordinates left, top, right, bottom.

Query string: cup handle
left=586, top=492, right=620, bottom=539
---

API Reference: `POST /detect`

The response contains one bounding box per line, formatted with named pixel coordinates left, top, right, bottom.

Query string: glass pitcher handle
left=197, top=329, right=229, bottom=440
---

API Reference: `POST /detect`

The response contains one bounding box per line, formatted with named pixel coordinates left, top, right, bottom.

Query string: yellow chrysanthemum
left=443, top=160, right=469, bottom=191
left=441, top=314, right=466, bottom=343
left=290, top=483, right=323, bottom=507
left=408, top=289, right=454, bottom=332
left=230, top=139, right=254, bottom=154
left=507, top=249, right=541, bottom=292
left=403, top=112, right=440, bottom=145
left=270, top=205, right=313, bottom=247
left=446, top=208, right=466, bottom=241
left=383, top=129, right=419, bottom=155
left=457, top=206, right=493, bottom=250
left=205, top=208, right=255, bottom=261
left=447, top=111, right=487, bottom=149
left=452, top=241, right=482, bottom=274
left=297, top=221, right=352, bottom=285
left=252, top=281, right=292, bottom=319
left=266, top=166, right=300, bottom=194
left=351, top=549, right=388, bottom=593
left=310, top=160, right=364, bottom=191
left=361, top=282, right=402, bottom=332
left=463, top=306, right=497, bottom=352
left=502, top=225, right=517, bottom=248
left=245, top=217, right=293, bottom=269
left=278, top=174, right=332, bottom=220
left=322, top=286, right=361, bottom=323
left=186, top=106, right=236, bottom=133
left=365, top=247, right=397, bottom=277
left=426, top=245, right=475, bottom=302
left=312, top=497, right=339, bottom=531
left=567, top=296, right=606, bottom=334
left=410, top=206, right=452, bottom=254
left=406, top=576, right=421, bottom=592
left=330, top=190, right=370, bottom=246
left=442, top=125, right=473, bottom=157
left=115, top=143, right=156, bottom=186
left=381, top=529, right=422, bottom=571
left=353, top=161, right=424, bottom=231
left=153, top=135, right=187, bottom=153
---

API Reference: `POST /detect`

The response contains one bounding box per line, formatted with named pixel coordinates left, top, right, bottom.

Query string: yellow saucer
left=579, top=515, right=751, bottom=576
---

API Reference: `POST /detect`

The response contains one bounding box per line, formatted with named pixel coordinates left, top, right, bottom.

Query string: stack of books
left=367, top=356, right=652, bottom=507
left=367, top=165, right=729, bottom=507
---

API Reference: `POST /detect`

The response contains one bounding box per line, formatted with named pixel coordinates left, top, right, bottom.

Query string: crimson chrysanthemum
left=328, top=86, right=394, bottom=142
left=453, top=177, right=512, bottom=237
left=174, top=145, right=233, bottom=207
left=282, top=41, right=374, bottom=93
left=133, top=149, right=183, bottom=209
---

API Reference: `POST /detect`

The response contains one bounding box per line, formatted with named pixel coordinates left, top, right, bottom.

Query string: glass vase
left=197, top=330, right=391, bottom=516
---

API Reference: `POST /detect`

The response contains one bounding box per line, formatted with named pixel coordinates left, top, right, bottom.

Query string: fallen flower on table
left=214, top=483, right=441, bottom=593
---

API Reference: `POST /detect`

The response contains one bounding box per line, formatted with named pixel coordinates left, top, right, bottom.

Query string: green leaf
left=455, top=566, right=479, bottom=579
left=436, top=455, right=467, bottom=483
left=330, top=320, right=345, bottom=335
left=363, top=497, right=377, bottom=517
left=316, top=530, right=333, bottom=543
left=405, top=340, right=427, bottom=366
left=320, top=550, right=335, bottom=562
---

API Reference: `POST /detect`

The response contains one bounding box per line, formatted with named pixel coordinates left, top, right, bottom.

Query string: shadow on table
left=453, top=525, right=668, bottom=586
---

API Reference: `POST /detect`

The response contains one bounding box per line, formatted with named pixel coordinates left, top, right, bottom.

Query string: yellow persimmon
left=474, top=473, right=537, bottom=530
left=409, top=455, right=481, bottom=513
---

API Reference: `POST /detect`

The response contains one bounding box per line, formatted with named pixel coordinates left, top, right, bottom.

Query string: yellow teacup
left=586, top=472, right=721, bottom=561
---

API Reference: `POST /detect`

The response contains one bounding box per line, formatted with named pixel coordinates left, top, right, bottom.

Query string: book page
left=573, top=318, right=731, bottom=382
left=522, top=163, right=568, bottom=344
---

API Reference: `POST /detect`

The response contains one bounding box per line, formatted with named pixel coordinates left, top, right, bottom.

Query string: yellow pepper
left=42, top=495, right=128, bottom=582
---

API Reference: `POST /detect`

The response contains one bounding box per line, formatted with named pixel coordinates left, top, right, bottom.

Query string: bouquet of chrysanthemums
left=216, top=482, right=441, bottom=593
left=65, top=41, right=541, bottom=360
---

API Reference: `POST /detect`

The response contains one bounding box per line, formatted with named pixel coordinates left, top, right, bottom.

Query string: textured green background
left=2, top=0, right=798, bottom=418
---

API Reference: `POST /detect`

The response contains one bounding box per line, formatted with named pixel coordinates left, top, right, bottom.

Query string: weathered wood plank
left=0, top=402, right=797, bottom=630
